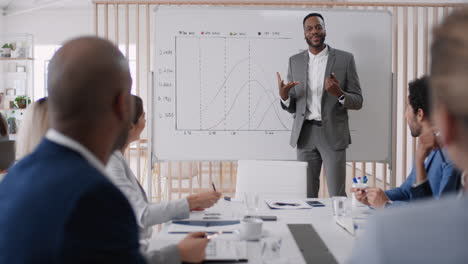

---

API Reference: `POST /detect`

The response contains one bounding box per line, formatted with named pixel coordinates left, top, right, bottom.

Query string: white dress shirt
left=106, top=151, right=189, bottom=251
left=305, top=46, right=328, bottom=121
left=281, top=46, right=344, bottom=120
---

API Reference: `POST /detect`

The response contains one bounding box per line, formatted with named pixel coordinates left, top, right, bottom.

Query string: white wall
left=1, top=7, right=93, bottom=99
left=0, top=12, right=4, bottom=34
left=3, top=7, right=93, bottom=45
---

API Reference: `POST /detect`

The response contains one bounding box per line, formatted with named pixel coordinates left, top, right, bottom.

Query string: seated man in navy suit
left=0, top=37, right=207, bottom=263
left=352, top=76, right=461, bottom=208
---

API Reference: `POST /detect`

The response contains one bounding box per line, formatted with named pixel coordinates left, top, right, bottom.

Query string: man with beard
left=277, top=13, right=363, bottom=197
left=0, top=36, right=208, bottom=263
left=352, top=76, right=460, bottom=209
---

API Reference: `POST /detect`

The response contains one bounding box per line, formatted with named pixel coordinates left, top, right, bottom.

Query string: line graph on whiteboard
left=174, top=35, right=296, bottom=132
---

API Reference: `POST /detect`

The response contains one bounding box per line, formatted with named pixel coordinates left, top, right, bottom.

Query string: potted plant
left=1, top=43, right=13, bottom=58
left=14, top=95, right=30, bottom=109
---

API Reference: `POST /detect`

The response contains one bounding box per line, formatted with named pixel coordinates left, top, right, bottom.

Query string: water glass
left=331, top=196, right=347, bottom=217
left=243, top=192, right=259, bottom=214
left=262, top=237, right=288, bottom=264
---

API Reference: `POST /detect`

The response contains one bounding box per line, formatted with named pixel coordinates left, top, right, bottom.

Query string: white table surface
left=148, top=198, right=372, bottom=264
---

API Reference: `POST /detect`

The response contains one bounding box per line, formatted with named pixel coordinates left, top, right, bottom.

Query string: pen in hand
left=211, top=182, right=217, bottom=192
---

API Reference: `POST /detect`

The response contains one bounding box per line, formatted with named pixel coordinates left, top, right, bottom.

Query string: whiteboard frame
left=149, top=5, right=394, bottom=167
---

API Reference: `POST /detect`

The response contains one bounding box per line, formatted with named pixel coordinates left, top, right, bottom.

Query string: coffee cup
left=240, top=217, right=263, bottom=240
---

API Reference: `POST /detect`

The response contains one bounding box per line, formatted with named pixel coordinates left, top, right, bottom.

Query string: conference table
left=148, top=198, right=372, bottom=264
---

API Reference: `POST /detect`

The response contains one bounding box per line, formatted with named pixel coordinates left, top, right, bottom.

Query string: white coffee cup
left=240, top=217, right=263, bottom=240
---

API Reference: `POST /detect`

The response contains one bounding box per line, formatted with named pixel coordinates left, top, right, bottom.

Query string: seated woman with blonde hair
left=15, top=97, right=48, bottom=160
left=106, top=95, right=222, bottom=250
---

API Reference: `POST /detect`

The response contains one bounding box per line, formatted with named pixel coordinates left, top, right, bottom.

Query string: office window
left=34, top=44, right=137, bottom=100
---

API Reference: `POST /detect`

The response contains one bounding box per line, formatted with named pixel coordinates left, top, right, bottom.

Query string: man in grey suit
left=348, top=8, right=468, bottom=264
left=277, top=13, right=363, bottom=197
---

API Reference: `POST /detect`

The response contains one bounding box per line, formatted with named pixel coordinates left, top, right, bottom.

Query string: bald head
left=431, top=8, right=468, bottom=122
left=47, top=36, right=131, bottom=126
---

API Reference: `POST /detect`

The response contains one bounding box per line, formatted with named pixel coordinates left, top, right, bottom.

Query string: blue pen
left=353, top=178, right=358, bottom=184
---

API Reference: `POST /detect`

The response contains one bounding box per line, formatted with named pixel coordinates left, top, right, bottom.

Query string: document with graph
left=205, top=239, right=248, bottom=262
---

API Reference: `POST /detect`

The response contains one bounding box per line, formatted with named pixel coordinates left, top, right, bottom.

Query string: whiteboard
left=151, top=6, right=393, bottom=162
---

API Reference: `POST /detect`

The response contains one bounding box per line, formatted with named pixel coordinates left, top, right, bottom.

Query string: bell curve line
left=178, top=35, right=292, bottom=113
left=204, top=79, right=287, bottom=130
left=204, top=79, right=289, bottom=130
left=176, top=35, right=293, bottom=113
left=176, top=36, right=295, bottom=130
left=200, top=57, right=249, bottom=112
left=255, top=99, right=283, bottom=129
left=235, top=97, right=291, bottom=131
left=236, top=89, right=270, bottom=130
left=233, top=58, right=297, bottom=130
left=200, top=57, right=285, bottom=113
left=236, top=81, right=293, bottom=131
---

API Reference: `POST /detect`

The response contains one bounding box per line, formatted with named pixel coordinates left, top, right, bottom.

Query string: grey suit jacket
left=348, top=195, right=468, bottom=264
left=281, top=46, right=363, bottom=149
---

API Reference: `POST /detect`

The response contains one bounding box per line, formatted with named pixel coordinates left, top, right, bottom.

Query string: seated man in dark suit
left=352, top=76, right=461, bottom=208
left=0, top=37, right=207, bottom=263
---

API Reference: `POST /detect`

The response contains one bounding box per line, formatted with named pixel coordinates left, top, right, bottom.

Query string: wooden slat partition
left=423, top=7, right=428, bottom=74
left=104, top=4, right=108, bottom=39
left=125, top=4, right=129, bottom=58
left=412, top=7, right=418, bottom=163
left=115, top=4, right=119, bottom=45
left=402, top=6, right=408, bottom=181
left=389, top=5, right=398, bottom=190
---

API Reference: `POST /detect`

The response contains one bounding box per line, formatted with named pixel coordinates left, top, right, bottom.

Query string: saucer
left=233, top=229, right=270, bottom=241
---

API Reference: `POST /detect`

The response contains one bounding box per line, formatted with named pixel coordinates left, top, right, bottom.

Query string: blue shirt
left=384, top=149, right=461, bottom=208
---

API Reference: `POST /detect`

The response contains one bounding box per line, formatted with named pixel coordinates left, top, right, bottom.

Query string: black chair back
left=0, top=140, right=15, bottom=170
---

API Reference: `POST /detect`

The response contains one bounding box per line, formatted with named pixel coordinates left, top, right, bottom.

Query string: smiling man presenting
left=277, top=13, right=363, bottom=197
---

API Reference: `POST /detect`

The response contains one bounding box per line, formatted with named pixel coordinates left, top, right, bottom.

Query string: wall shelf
left=0, top=34, right=34, bottom=135
left=0, top=58, right=33, bottom=61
